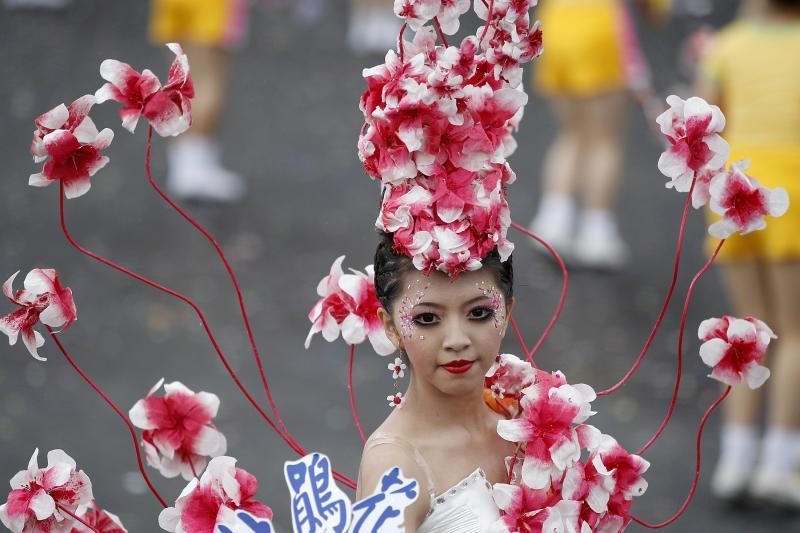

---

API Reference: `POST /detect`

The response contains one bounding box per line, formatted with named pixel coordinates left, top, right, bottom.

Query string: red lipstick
left=441, top=360, right=474, bottom=374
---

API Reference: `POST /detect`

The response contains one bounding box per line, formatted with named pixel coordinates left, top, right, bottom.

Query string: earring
left=387, top=350, right=408, bottom=408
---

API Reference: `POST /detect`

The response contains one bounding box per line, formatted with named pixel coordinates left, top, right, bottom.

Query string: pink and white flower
left=485, top=353, right=536, bottom=403
left=96, top=43, right=194, bottom=137
left=389, top=357, right=407, bottom=379
left=129, top=379, right=227, bottom=481
left=707, top=161, right=789, bottom=239
left=698, top=316, right=774, bottom=388
left=0, top=268, right=77, bottom=361
left=28, top=95, right=114, bottom=199
left=656, top=95, right=729, bottom=191
left=0, top=449, right=93, bottom=533
left=394, top=0, right=441, bottom=31
left=70, top=502, right=127, bottom=533
left=497, top=383, right=596, bottom=489
left=491, top=483, right=580, bottom=533
left=436, top=0, right=471, bottom=35
left=305, top=256, right=395, bottom=355
left=158, top=456, right=273, bottom=533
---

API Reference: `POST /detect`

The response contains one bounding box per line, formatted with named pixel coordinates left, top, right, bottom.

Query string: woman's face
left=380, top=268, right=512, bottom=396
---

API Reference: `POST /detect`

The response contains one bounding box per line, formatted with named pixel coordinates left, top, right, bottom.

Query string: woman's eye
left=413, top=312, right=439, bottom=326
left=469, top=307, right=495, bottom=320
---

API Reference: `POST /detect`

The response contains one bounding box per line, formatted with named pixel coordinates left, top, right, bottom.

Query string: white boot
left=166, top=136, right=246, bottom=203
left=528, top=193, right=575, bottom=258
left=572, top=209, right=629, bottom=269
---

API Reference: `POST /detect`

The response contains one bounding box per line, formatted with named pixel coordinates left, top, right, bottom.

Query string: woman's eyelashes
left=412, top=307, right=496, bottom=326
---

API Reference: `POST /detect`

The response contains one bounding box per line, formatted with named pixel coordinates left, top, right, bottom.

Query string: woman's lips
left=441, top=360, right=474, bottom=374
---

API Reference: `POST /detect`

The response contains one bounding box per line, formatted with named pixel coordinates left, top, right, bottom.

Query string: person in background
left=347, top=0, right=401, bottom=55
left=696, top=0, right=800, bottom=509
left=528, top=0, right=669, bottom=268
left=151, top=0, right=248, bottom=202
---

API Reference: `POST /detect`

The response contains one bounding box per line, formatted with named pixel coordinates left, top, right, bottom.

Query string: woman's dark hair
left=771, top=0, right=800, bottom=8
left=373, top=232, right=514, bottom=312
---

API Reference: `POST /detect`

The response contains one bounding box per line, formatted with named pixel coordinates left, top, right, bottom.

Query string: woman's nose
left=442, top=318, right=471, bottom=351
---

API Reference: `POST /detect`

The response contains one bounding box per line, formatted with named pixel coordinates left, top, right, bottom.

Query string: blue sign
left=351, top=467, right=419, bottom=533
left=284, top=452, right=352, bottom=533
left=216, top=510, right=274, bottom=533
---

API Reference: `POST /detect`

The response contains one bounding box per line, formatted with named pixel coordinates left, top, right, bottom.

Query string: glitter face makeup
left=477, top=281, right=505, bottom=333
left=398, top=279, right=430, bottom=338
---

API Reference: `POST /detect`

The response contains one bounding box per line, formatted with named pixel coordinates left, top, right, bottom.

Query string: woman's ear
left=378, top=307, right=402, bottom=351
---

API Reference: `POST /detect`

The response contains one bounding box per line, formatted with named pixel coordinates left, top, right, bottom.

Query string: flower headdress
left=358, top=0, right=542, bottom=276
left=1, top=2, right=791, bottom=533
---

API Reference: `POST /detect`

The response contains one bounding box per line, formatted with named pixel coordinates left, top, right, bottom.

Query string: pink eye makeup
left=476, top=281, right=505, bottom=332
left=398, top=279, right=430, bottom=338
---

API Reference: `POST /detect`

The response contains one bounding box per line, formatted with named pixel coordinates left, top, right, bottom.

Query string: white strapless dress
left=418, top=468, right=500, bottom=533
left=363, top=433, right=501, bottom=533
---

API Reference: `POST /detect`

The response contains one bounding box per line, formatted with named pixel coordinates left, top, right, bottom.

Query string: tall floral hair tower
left=0, top=2, right=790, bottom=533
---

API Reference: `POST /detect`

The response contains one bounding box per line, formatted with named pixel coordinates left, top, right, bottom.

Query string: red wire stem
left=637, top=239, right=725, bottom=456
left=398, top=22, right=408, bottom=62
left=143, top=128, right=301, bottom=461
left=598, top=179, right=696, bottom=397
left=510, top=221, right=570, bottom=363
left=509, top=314, right=535, bottom=369
left=57, top=503, right=100, bottom=532
left=46, top=327, right=168, bottom=508
left=479, top=0, right=496, bottom=45
left=56, top=182, right=356, bottom=489
left=433, top=17, right=449, bottom=48
left=348, top=344, right=367, bottom=444
left=631, top=386, right=731, bottom=528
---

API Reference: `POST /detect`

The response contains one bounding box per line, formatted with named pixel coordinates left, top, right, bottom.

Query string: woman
left=696, top=0, right=800, bottom=507
left=355, top=236, right=516, bottom=532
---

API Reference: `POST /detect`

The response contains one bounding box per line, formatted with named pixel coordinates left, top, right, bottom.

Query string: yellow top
left=700, top=20, right=800, bottom=148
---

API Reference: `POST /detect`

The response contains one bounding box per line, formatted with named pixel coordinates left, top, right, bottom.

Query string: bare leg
left=764, top=261, right=800, bottom=429
left=529, top=97, right=584, bottom=250
left=718, top=261, right=770, bottom=425
left=540, top=97, right=585, bottom=198
left=751, top=261, right=800, bottom=504
left=570, top=91, right=630, bottom=268
left=575, top=91, right=628, bottom=211
left=165, top=44, right=244, bottom=202
left=181, top=44, right=230, bottom=137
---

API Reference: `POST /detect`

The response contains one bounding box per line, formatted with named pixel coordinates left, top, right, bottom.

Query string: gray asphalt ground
left=1, top=1, right=798, bottom=531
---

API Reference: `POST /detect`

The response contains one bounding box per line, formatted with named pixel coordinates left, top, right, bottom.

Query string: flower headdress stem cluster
left=33, top=49, right=359, bottom=489
left=45, top=323, right=169, bottom=509
left=58, top=175, right=362, bottom=487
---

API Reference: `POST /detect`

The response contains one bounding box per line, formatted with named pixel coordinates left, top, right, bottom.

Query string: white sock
left=576, top=208, right=619, bottom=240
left=758, top=427, right=800, bottom=476
left=531, top=193, right=575, bottom=231
left=168, top=136, right=221, bottom=174
left=718, top=423, right=759, bottom=472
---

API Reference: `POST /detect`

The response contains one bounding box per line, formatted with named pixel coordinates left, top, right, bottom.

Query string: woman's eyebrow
left=415, top=295, right=490, bottom=309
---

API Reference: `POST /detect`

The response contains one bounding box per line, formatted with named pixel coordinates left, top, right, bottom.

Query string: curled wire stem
left=631, top=386, right=731, bottom=528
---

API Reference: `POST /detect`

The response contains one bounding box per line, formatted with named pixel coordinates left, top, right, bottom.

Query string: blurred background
left=1, top=0, right=798, bottom=531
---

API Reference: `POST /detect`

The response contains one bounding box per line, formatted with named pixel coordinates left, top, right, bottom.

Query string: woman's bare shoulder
left=357, top=428, right=431, bottom=532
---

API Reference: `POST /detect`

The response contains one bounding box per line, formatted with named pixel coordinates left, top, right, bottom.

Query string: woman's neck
left=400, top=375, right=490, bottom=434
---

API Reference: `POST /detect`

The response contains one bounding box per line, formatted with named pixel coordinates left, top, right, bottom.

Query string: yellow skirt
left=706, top=146, right=800, bottom=262
left=534, top=0, right=627, bottom=96
left=150, top=0, right=248, bottom=49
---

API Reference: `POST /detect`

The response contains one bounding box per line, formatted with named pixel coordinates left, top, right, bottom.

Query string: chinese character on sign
left=284, top=452, right=352, bottom=533
left=351, top=467, right=419, bottom=533
left=216, top=510, right=274, bottom=533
